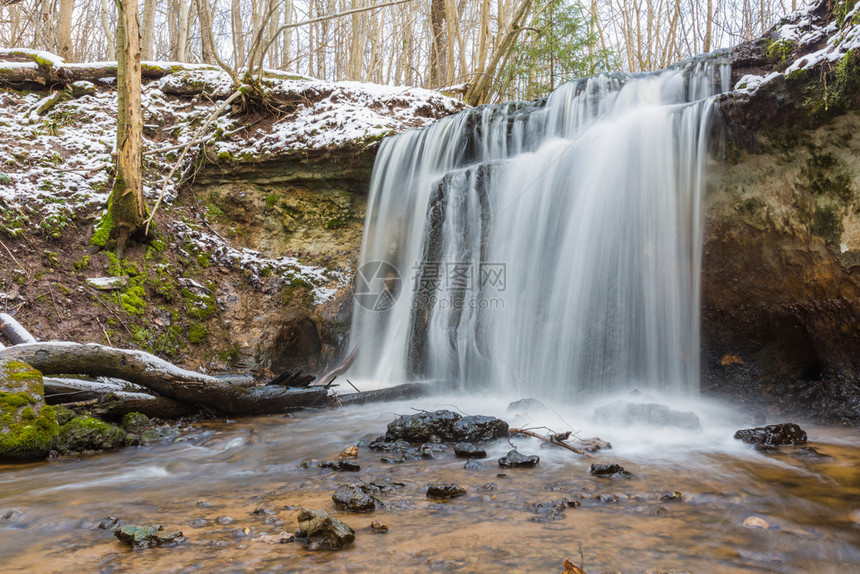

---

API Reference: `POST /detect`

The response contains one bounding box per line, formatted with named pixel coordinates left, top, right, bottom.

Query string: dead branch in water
left=508, top=427, right=595, bottom=458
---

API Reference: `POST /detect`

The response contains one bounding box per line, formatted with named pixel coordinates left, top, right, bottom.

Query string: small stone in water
left=251, top=507, right=275, bottom=516
left=426, top=482, right=467, bottom=499
left=296, top=508, right=355, bottom=550
left=216, top=516, right=235, bottom=525
left=340, top=445, right=359, bottom=458
left=319, top=459, right=361, bottom=471
left=332, top=485, right=377, bottom=513
left=454, top=442, right=487, bottom=459
left=1, top=509, right=22, bottom=521
left=370, top=520, right=388, bottom=532
left=189, top=518, right=209, bottom=528
left=734, top=423, right=807, bottom=447
left=196, top=500, right=210, bottom=508
left=589, top=463, right=633, bottom=479
left=661, top=491, right=683, bottom=502
left=98, top=516, right=118, bottom=530
left=498, top=449, right=539, bottom=468
left=257, top=531, right=295, bottom=544
left=743, top=516, right=770, bottom=529
left=464, top=460, right=482, bottom=471
left=114, top=524, right=185, bottom=549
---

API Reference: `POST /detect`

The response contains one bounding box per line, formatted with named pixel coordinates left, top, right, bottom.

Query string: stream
left=1, top=393, right=858, bottom=573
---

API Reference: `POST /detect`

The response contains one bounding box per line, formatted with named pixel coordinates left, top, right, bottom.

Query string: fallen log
left=0, top=312, right=37, bottom=345
left=60, top=392, right=196, bottom=419
left=336, top=379, right=459, bottom=406
left=0, top=342, right=327, bottom=414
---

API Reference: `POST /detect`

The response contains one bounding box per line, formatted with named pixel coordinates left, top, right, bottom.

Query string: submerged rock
left=733, top=423, right=808, bottom=446
left=526, top=498, right=579, bottom=522
left=296, top=508, right=355, bottom=550
left=498, top=449, right=539, bottom=468
left=426, top=482, right=467, bottom=499
left=319, top=459, right=361, bottom=471
left=370, top=520, right=388, bottom=532
left=382, top=410, right=508, bottom=443
left=453, top=442, right=487, bottom=459
left=593, top=401, right=702, bottom=431
left=56, top=416, right=128, bottom=454
left=463, top=460, right=483, bottom=471
left=589, top=463, right=633, bottom=479
left=114, top=524, right=185, bottom=549
left=98, top=516, right=119, bottom=530
left=332, top=485, right=377, bottom=512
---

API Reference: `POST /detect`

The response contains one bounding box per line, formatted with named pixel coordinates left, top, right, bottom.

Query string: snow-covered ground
left=0, top=60, right=464, bottom=303
left=734, top=1, right=860, bottom=93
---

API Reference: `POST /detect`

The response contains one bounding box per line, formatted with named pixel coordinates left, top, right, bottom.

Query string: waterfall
left=349, top=61, right=730, bottom=401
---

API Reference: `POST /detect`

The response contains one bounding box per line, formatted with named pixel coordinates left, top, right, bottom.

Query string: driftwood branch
left=0, top=313, right=37, bottom=345
left=509, top=427, right=594, bottom=458
left=44, top=377, right=195, bottom=418
left=312, top=345, right=359, bottom=387
left=0, top=342, right=326, bottom=414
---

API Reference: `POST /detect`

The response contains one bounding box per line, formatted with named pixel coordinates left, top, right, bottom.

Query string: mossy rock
left=56, top=416, right=128, bottom=454
left=120, top=411, right=151, bottom=434
left=0, top=359, right=59, bottom=461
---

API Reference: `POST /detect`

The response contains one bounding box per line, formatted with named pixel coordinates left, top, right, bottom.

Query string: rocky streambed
left=1, top=393, right=858, bottom=573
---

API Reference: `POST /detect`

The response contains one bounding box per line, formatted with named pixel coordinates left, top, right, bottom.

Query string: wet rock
left=593, top=493, right=619, bottom=503
left=451, top=415, right=509, bottom=442
left=453, top=442, right=486, bottom=459
left=296, top=508, right=355, bottom=550
left=257, top=531, right=295, bottom=544
left=742, top=516, right=770, bottom=529
left=498, top=449, right=539, bottom=468
left=340, top=445, right=359, bottom=458
left=660, top=491, right=683, bottom=502
left=527, top=498, right=579, bottom=522
left=368, top=438, right=411, bottom=452
left=332, top=485, right=377, bottom=512
left=216, top=515, right=235, bottom=525
left=196, top=500, right=210, bottom=508
left=480, top=483, right=498, bottom=492
left=463, top=460, right=482, bottom=471
left=593, top=401, right=702, bottom=431
left=114, top=524, right=186, bottom=549
left=546, top=480, right=570, bottom=492
left=55, top=416, right=128, bottom=454
left=733, top=423, right=807, bottom=446
left=370, top=520, right=388, bottom=532
left=426, top=482, right=467, bottom=499
left=251, top=507, right=275, bottom=516
left=319, top=460, right=361, bottom=471
left=383, top=410, right=461, bottom=442
left=506, top=398, right=550, bottom=416
left=361, top=479, right=405, bottom=495
left=2, top=508, right=23, bottom=520
left=589, top=463, right=633, bottom=479
left=573, top=436, right=612, bottom=453
left=120, top=412, right=151, bottom=434
left=190, top=518, right=209, bottom=528
left=98, top=516, right=119, bottom=530
left=382, top=410, right=508, bottom=443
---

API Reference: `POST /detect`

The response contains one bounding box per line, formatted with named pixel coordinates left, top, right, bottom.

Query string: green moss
left=91, top=207, right=113, bottom=247
left=20, top=406, right=35, bottom=420
left=265, top=192, right=278, bottom=208
left=187, top=324, right=208, bottom=344
left=119, top=284, right=146, bottom=316
left=52, top=405, right=76, bottom=426
left=765, top=39, right=795, bottom=62
left=325, top=218, right=343, bottom=229
left=182, top=285, right=218, bottom=320
left=0, top=392, right=35, bottom=408
left=74, top=255, right=90, bottom=270
left=219, top=346, right=241, bottom=365
left=56, top=415, right=127, bottom=453
left=121, top=412, right=151, bottom=433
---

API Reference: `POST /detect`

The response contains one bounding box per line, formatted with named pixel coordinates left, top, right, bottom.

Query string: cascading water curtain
left=350, top=60, right=730, bottom=401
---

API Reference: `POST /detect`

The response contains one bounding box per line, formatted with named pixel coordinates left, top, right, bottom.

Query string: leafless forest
left=1, top=0, right=804, bottom=101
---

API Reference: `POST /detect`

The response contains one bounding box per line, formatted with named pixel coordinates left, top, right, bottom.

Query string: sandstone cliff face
left=703, top=0, right=860, bottom=421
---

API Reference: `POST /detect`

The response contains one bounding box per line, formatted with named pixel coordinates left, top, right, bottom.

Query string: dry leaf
left=562, top=559, right=586, bottom=574
left=340, top=445, right=359, bottom=458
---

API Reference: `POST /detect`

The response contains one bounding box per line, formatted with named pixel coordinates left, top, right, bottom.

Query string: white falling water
left=349, top=61, right=731, bottom=401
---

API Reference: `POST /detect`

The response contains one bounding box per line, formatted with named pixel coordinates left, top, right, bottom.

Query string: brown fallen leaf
left=562, top=559, right=586, bottom=574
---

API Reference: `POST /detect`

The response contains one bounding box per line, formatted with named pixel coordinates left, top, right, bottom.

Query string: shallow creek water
left=1, top=393, right=858, bottom=573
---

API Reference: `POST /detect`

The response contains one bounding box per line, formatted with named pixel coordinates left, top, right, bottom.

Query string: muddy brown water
left=1, top=394, right=858, bottom=573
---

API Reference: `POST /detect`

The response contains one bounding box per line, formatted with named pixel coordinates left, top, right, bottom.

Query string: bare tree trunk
left=57, top=0, right=76, bottom=61
left=282, top=0, right=293, bottom=68
left=141, top=0, right=156, bottom=60
left=232, top=0, right=245, bottom=67
left=429, top=0, right=447, bottom=86
left=197, top=0, right=215, bottom=64
left=109, top=0, right=145, bottom=257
